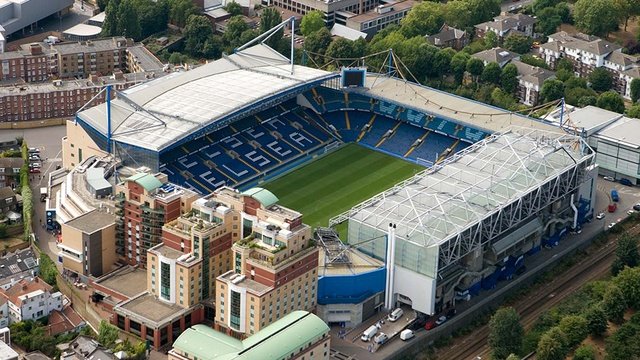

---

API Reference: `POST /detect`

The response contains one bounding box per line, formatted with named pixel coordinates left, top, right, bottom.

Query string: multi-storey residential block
left=0, top=187, right=17, bottom=216
left=0, top=158, right=22, bottom=189
left=215, top=187, right=318, bottom=338
left=511, top=60, right=556, bottom=106
left=538, top=31, right=640, bottom=99
left=59, top=210, right=117, bottom=277
left=0, top=71, right=162, bottom=123
left=52, top=37, right=131, bottom=79
left=474, top=13, right=536, bottom=42
left=344, top=1, right=414, bottom=37
left=114, top=173, right=198, bottom=267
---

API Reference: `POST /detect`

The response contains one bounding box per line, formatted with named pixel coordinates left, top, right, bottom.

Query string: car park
left=596, top=212, right=605, bottom=219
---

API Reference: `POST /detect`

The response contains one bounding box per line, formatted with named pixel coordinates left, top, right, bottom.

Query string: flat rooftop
left=127, top=45, right=164, bottom=72
left=63, top=24, right=102, bottom=37
left=149, top=243, right=186, bottom=260
left=117, top=292, right=188, bottom=324
left=347, top=0, right=414, bottom=23
left=595, top=115, right=640, bottom=148
left=65, top=210, right=115, bottom=233
left=357, top=75, right=561, bottom=134
left=94, top=267, right=147, bottom=299
left=218, top=271, right=272, bottom=296
left=52, top=37, right=127, bottom=55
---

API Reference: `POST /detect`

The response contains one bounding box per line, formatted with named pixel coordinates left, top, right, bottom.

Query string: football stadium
left=65, top=41, right=598, bottom=325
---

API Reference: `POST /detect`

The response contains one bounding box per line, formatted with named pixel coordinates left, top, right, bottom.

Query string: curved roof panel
left=242, top=187, right=279, bottom=207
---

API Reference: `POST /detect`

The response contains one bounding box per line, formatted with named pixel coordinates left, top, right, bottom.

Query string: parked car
left=604, top=176, right=615, bottom=181
left=620, top=178, right=634, bottom=186
left=361, top=325, right=378, bottom=342
left=425, top=318, right=438, bottom=330
left=400, top=329, right=415, bottom=341
left=29, top=162, right=41, bottom=168
left=608, top=203, right=617, bottom=212
left=611, top=189, right=619, bottom=202
left=29, top=168, right=40, bottom=174
left=596, top=212, right=605, bottom=219
left=388, top=308, right=404, bottom=322
left=374, top=333, right=388, bottom=345
left=608, top=222, right=617, bottom=229
left=634, top=204, right=640, bottom=211
left=435, top=315, right=448, bottom=326
left=628, top=209, right=636, bottom=215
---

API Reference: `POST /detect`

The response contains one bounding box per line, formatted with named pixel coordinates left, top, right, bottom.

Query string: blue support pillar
left=106, top=85, right=112, bottom=154
left=388, top=49, right=393, bottom=76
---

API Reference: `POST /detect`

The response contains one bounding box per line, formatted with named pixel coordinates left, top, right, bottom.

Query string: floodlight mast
left=234, top=16, right=296, bottom=75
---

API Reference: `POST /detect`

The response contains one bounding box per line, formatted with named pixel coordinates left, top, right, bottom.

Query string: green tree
left=564, top=87, right=598, bottom=106
left=224, top=1, right=242, bottom=16
left=168, top=52, right=185, bottom=64
left=504, top=34, right=533, bottom=54
left=613, top=266, right=640, bottom=309
left=203, top=36, right=223, bottom=59
left=565, top=76, right=588, bottom=90
left=505, top=355, right=520, bottom=360
left=555, top=69, right=572, bottom=82
left=532, top=0, right=556, bottom=14
left=101, top=0, right=120, bottom=37
left=613, top=233, right=639, bottom=275
left=132, top=0, right=169, bottom=38
left=631, top=78, right=640, bottom=102
left=537, top=7, right=562, bottom=36
left=585, top=305, right=608, bottom=337
left=442, top=0, right=472, bottom=29
left=557, top=58, right=574, bottom=72
left=223, top=16, right=250, bottom=49
left=491, top=88, right=517, bottom=110
left=488, top=307, right=524, bottom=360
left=168, top=0, right=198, bottom=28
left=97, top=0, right=109, bottom=11
left=597, top=91, right=625, bottom=113
left=304, top=27, right=332, bottom=59
left=400, top=1, right=445, bottom=38
left=184, top=15, right=214, bottom=57
left=450, top=52, right=471, bottom=84
left=466, top=57, right=485, bottom=82
left=117, top=0, right=141, bottom=40
left=573, top=344, right=596, bottom=360
left=574, top=0, right=623, bottom=36
left=260, top=7, right=283, bottom=49
left=626, top=103, right=640, bottom=118
left=602, top=284, right=627, bottom=323
left=537, top=327, right=569, bottom=360
left=604, top=319, right=640, bottom=360
left=464, top=0, right=501, bottom=27
left=485, top=31, right=499, bottom=48
left=326, top=38, right=363, bottom=66
left=300, top=10, right=325, bottom=36
left=555, top=2, right=572, bottom=23
left=433, top=48, right=455, bottom=78
left=558, top=315, right=589, bottom=348
left=501, top=63, right=518, bottom=94
left=541, top=79, right=564, bottom=102
left=482, top=62, right=502, bottom=84
left=520, top=54, right=549, bottom=69
left=589, top=67, right=613, bottom=92
left=97, top=320, right=119, bottom=349
left=578, top=95, right=598, bottom=107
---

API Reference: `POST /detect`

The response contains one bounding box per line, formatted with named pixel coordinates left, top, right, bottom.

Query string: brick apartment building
left=0, top=158, right=23, bottom=189
left=52, top=37, right=131, bottom=79
left=475, top=13, right=536, bottom=42
left=0, top=71, right=162, bottom=122
left=105, top=186, right=318, bottom=349
left=214, top=187, right=318, bottom=338
left=114, top=173, right=198, bottom=267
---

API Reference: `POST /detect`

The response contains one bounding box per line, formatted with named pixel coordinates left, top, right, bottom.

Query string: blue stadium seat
left=348, top=93, right=372, bottom=111
left=359, top=116, right=397, bottom=148
left=409, top=132, right=457, bottom=164
left=378, top=123, right=428, bottom=157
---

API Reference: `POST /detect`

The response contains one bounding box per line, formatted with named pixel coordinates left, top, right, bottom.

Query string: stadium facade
left=67, top=43, right=597, bottom=324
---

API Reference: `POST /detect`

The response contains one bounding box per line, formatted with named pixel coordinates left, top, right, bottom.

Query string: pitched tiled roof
left=511, top=60, right=556, bottom=86
left=546, top=31, right=621, bottom=55
left=0, top=187, right=15, bottom=201
left=3, top=277, right=53, bottom=306
left=605, top=51, right=637, bottom=67
left=0, top=158, right=24, bottom=170
left=426, top=24, right=466, bottom=44
left=472, top=47, right=519, bottom=66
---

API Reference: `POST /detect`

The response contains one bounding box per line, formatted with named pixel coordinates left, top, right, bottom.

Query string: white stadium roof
left=77, top=45, right=335, bottom=152
left=339, top=127, right=589, bottom=249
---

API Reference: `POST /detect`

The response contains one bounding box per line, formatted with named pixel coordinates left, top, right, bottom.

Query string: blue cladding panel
left=317, top=268, right=386, bottom=305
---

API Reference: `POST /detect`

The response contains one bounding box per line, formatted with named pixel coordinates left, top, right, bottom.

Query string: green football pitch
left=262, top=144, right=424, bottom=229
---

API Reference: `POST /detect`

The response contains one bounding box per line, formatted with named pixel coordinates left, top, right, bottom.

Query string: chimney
left=30, top=44, right=42, bottom=55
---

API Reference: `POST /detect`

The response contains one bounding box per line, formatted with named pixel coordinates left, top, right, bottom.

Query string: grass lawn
left=263, top=144, right=424, bottom=229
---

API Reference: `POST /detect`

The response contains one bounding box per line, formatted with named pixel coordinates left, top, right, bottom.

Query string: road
left=4, top=126, right=67, bottom=261
left=500, top=0, right=533, bottom=12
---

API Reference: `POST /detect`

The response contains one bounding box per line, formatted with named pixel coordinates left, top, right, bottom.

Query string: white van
left=361, top=325, right=378, bottom=342
left=388, top=308, right=404, bottom=322
left=400, top=329, right=415, bottom=341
